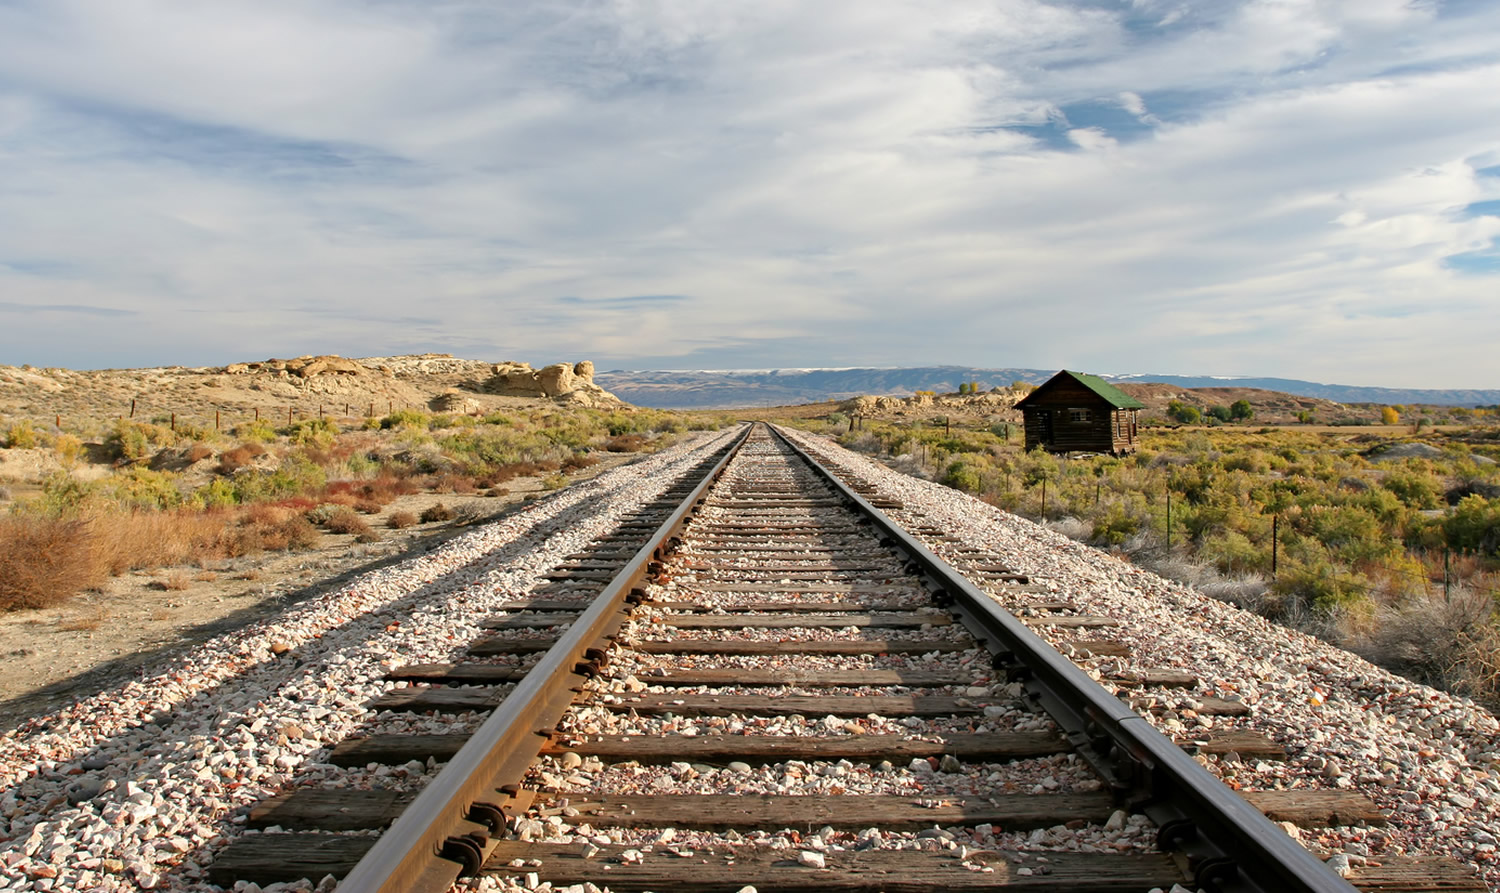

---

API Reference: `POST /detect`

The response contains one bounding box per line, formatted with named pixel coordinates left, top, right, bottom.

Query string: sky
left=1, top=1, right=1498, bottom=388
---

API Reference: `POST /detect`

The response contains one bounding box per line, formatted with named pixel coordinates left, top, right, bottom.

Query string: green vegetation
left=0, top=404, right=727, bottom=611
left=813, top=414, right=1500, bottom=709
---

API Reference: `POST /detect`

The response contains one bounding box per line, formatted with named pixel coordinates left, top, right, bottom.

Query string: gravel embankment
left=783, top=429, right=1500, bottom=891
left=0, top=429, right=738, bottom=893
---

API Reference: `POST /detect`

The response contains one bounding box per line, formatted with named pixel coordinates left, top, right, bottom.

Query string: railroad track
left=212, top=423, right=1482, bottom=892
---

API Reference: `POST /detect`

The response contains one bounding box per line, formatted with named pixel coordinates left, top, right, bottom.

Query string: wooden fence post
left=1271, top=515, right=1278, bottom=577
left=130, top=399, right=136, bottom=418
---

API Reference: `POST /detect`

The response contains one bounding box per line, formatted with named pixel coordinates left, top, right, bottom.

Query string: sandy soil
left=0, top=455, right=637, bottom=734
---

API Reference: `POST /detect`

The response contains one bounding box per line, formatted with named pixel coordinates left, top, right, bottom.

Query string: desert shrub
left=197, top=477, right=239, bottom=509
left=353, top=498, right=383, bottom=514
left=429, top=473, right=477, bottom=495
left=218, top=442, right=268, bottom=474
left=234, top=504, right=320, bottom=554
left=106, top=467, right=185, bottom=511
left=387, top=510, right=418, bottom=529
left=356, top=475, right=418, bottom=504
left=158, top=570, right=192, bottom=591
left=563, top=453, right=599, bottom=471
left=0, top=516, right=104, bottom=610
left=1091, top=502, right=1142, bottom=546
left=231, top=418, right=278, bottom=442
left=323, top=508, right=373, bottom=538
left=344, top=451, right=381, bottom=477
left=5, top=421, right=40, bottom=449
left=232, top=455, right=327, bottom=504
left=107, top=419, right=174, bottom=461
left=541, top=473, right=568, bottom=490
left=380, top=409, right=430, bottom=431
left=1199, top=530, right=1263, bottom=575
left=1381, top=468, right=1441, bottom=509
left=282, top=417, right=337, bottom=449
left=1276, top=559, right=1369, bottom=611
left=604, top=434, right=647, bottom=452
left=420, top=502, right=454, bottom=523
left=1445, top=496, right=1500, bottom=556
left=941, top=461, right=981, bottom=493
left=33, top=472, right=95, bottom=517
left=184, top=442, right=214, bottom=463
left=53, top=433, right=84, bottom=467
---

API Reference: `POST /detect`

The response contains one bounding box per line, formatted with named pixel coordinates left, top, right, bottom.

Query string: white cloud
left=0, top=1, right=1498, bottom=385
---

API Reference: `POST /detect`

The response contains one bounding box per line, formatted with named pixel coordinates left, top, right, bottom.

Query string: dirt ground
left=0, top=455, right=637, bottom=734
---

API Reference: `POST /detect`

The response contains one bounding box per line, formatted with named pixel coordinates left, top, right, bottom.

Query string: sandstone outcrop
left=481, top=361, right=620, bottom=407
left=222, top=356, right=377, bottom=379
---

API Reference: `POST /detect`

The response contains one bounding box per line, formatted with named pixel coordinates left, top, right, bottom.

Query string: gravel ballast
left=782, top=428, right=1499, bottom=891
left=0, top=429, right=738, bottom=892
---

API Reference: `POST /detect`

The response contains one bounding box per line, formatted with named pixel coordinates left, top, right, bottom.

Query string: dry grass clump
left=603, top=434, right=646, bottom=452
left=563, top=453, right=599, bottom=471
left=0, top=516, right=106, bottom=610
left=89, top=509, right=233, bottom=575
left=152, top=570, right=193, bottom=591
left=428, top=473, right=477, bottom=495
left=185, top=442, right=214, bottom=463
left=218, top=442, right=268, bottom=474
left=420, top=503, right=454, bottom=523
left=323, top=507, right=379, bottom=542
left=387, top=510, right=418, bottom=529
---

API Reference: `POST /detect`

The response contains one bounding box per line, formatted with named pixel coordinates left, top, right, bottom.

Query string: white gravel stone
left=0, top=430, right=740, bottom=892
left=783, top=428, right=1500, bottom=890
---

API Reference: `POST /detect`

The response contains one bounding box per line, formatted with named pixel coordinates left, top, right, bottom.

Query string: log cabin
left=1014, top=370, right=1143, bottom=455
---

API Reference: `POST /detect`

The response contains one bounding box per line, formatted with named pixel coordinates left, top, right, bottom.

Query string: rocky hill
left=0, top=355, right=623, bottom=427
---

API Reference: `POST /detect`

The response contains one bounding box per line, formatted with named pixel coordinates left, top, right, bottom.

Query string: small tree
left=1207, top=405, right=1232, bottom=423
left=1381, top=406, right=1400, bottom=425
left=1229, top=399, right=1254, bottom=421
left=1167, top=400, right=1201, bottom=425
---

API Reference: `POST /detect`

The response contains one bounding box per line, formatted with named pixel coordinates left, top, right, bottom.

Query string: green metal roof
left=1067, top=371, right=1144, bottom=409
left=1015, top=370, right=1144, bottom=409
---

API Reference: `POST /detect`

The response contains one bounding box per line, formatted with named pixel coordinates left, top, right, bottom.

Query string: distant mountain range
left=593, top=366, right=1500, bottom=409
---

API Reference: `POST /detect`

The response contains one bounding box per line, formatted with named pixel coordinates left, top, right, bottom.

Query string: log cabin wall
left=1018, top=378, right=1139, bottom=455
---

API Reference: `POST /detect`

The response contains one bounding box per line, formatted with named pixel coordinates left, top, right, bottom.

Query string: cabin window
left=1069, top=408, right=1091, bottom=423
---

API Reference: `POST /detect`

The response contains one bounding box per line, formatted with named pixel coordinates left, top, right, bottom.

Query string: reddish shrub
left=604, top=434, right=646, bottom=452
left=323, top=508, right=372, bottom=537
left=387, top=511, right=418, bottom=529
left=563, top=453, right=599, bottom=471
left=420, top=503, right=454, bottom=523
left=218, top=442, right=267, bottom=474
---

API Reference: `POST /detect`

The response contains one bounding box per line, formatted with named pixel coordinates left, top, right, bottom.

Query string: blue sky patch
left=1444, top=238, right=1500, bottom=274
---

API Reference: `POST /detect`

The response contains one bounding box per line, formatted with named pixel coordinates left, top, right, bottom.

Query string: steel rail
left=337, top=424, right=754, bottom=893
left=772, top=425, right=1357, bottom=893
